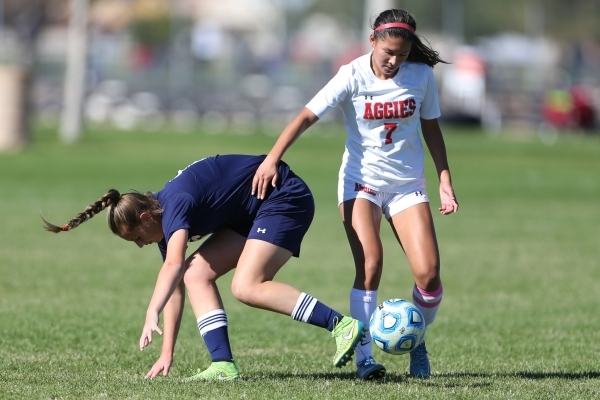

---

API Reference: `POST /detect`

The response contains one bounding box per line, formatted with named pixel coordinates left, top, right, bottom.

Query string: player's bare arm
left=145, top=279, right=185, bottom=378
left=252, top=108, right=319, bottom=199
left=420, top=118, right=458, bottom=214
left=140, top=229, right=188, bottom=351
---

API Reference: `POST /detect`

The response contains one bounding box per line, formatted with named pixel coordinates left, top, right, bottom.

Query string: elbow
left=164, top=261, right=185, bottom=278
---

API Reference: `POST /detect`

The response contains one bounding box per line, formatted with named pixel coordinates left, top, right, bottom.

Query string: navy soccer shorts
left=232, top=173, right=315, bottom=257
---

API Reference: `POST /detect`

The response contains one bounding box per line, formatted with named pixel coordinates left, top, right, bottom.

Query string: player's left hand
left=145, top=352, right=173, bottom=378
left=139, top=312, right=162, bottom=351
left=439, top=181, right=458, bottom=215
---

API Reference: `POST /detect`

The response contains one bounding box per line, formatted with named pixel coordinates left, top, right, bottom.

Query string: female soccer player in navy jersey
left=252, top=9, right=459, bottom=380
left=43, top=154, right=365, bottom=381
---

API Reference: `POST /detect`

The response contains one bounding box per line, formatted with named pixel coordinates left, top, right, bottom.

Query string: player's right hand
left=252, top=156, right=279, bottom=200
left=439, top=181, right=458, bottom=215
left=145, top=353, right=173, bottom=379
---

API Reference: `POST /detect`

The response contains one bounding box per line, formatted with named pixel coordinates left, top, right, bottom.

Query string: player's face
left=370, top=34, right=412, bottom=79
left=121, top=213, right=164, bottom=248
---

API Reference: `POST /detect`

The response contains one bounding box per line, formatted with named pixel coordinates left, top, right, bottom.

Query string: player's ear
left=140, top=211, right=153, bottom=223
left=369, top=33, right=376, bottom=48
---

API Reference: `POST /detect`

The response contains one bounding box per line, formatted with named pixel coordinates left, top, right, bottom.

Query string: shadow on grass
left=241, top=371, right=372, bottom=381
left=233, top=371, right=600, bottom=385
left=233, top=374, right=485, bottom=389
left=237, top=371, right=404, bottom=383
left=436, top=371, right=600, bottom=380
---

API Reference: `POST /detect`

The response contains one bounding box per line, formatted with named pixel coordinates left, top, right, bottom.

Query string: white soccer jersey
left=305, top=53, right=441, bottom=192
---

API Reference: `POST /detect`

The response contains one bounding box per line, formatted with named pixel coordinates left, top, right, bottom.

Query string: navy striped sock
left=311, top=301, right=343, bottom=331
left=291, top=293, right=342, bottom=331
left=197, top=310, right=233, bottom=362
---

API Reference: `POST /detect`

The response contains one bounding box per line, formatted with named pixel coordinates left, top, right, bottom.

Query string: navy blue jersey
left=154, top=154, right=298, bottom=259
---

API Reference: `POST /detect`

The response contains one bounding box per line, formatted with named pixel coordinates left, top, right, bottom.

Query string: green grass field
left=1, top=123, right=599, bottom=399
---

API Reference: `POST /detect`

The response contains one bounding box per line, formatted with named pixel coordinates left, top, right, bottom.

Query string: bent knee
left=230, top=278, right=256, bottom=305
left=413, top=269, right=441, bottom=291
left=183, top=263, right=216, bottom=286
left=363, top=257, right=383, bottom=275
left=183, top=253, right=225, bottom=284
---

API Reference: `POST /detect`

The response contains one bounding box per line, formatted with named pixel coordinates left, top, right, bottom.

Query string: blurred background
left=1, top=0, right=599, bottom=150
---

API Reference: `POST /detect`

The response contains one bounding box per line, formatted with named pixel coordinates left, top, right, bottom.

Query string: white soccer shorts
left=338, top=179, right=429, bottom=219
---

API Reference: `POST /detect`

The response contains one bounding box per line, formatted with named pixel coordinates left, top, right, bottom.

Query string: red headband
left=374, top=22, right=415, bottom=34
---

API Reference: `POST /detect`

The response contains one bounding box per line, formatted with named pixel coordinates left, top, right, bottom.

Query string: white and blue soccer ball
left=369, top=299, right=426, bottom=355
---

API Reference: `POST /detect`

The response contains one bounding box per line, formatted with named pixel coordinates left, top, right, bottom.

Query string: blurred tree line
left=1, top=0, right=598, bottom=150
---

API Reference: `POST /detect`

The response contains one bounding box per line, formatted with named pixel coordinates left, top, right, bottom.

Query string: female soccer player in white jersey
left=252, top=9, right=459, bottom=380
left=42, top=154, right=365, bottom=381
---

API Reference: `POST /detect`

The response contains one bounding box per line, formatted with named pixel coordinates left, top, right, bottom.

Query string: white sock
left=412, top=283, right=443, bottom=327
left=291, top=292, right=317, bottom=323
left=350, top=288, right=378, bottom=365
left=196, top=309, right=228, bottom=336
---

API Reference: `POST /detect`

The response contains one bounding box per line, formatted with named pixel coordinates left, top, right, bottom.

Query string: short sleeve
left=160, top=192, right=196, bottom=244
left=305, top=64, right=353, bottom=118
left=420, top=67, right=441, bottom=120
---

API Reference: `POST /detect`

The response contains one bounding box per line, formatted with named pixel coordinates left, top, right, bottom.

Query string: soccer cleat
left=356, top=357, right=386, bottom=380
left=183, top=360, right=240, bottom=382
left=409, top=341, right=430, bottom=378
left=331, top=316, right=366, bottom=368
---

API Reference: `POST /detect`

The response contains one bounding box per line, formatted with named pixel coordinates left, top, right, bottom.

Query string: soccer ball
left=369, top=299, right=426, bottom=355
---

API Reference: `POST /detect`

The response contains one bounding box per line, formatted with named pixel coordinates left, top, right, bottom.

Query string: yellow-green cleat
left=331, top=316, right=366, bottom=368
left=183, top=360, right=240, bottom=382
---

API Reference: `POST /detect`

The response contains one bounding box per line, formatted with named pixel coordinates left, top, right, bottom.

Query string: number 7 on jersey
left=383, top=123, right=397, bottom=145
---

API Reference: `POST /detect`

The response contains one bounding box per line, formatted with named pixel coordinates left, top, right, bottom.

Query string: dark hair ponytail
left=372, top=9, right=448, bottom=67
